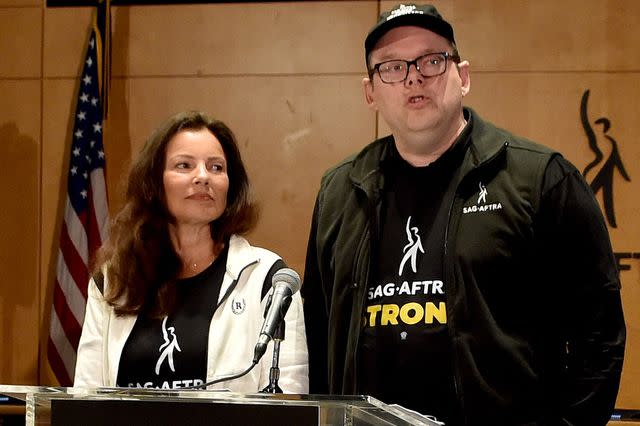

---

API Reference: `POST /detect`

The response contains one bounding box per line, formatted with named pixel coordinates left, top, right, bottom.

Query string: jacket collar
left=464, top=107, right=512, bottom=171
left=348, top=107, right=510, bottom=195
left=347, top=135, right=391, bottom=198
left=225, top=234, right=259, bottom=280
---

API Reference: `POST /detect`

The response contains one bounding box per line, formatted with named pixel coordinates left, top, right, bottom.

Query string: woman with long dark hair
left=74, top=111, right=308, bottom=392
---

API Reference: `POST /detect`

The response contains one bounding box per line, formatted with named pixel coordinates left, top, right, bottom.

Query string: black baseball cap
left=365, top=3, right=456, bottom=63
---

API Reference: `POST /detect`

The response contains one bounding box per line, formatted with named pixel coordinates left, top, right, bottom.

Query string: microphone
left=252, top=268, right=301, bottom=364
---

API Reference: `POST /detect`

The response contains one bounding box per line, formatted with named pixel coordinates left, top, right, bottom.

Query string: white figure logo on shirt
left=398, top=216, right=425, bottom=276
left=155, top=317, right=182, bottom=375
left=477, top=182, right=488, bottom=204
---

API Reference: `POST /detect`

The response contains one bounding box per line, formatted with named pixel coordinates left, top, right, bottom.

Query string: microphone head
left=272, top=268, right=301, bottom=294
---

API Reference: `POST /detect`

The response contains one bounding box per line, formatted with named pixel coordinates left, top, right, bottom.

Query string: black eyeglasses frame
left=369, top=52, right=461, bottom=83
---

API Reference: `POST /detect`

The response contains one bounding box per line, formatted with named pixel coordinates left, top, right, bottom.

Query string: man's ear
left=363, top=77, right=378, bottom=111
left=458, top=60, right=471, bottom=97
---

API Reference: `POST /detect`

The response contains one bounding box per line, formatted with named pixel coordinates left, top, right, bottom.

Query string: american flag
left=48, top=24, right=109, bottom=387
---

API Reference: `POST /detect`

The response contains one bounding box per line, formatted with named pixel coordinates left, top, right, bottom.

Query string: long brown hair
left=96, top=111, right=257, bottom=316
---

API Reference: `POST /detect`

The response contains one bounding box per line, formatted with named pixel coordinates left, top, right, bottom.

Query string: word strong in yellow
left=365, top=302, right=447, bottom=327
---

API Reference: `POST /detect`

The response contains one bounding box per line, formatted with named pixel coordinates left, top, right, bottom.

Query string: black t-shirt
left=359, top=123, right=471, bottom=423
left=116, top=245, right=230, bottom=389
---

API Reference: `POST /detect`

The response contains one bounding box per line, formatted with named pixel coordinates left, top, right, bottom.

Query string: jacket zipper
left=444, top=141, right=509, bottom=425
left=217, top=260, right=259, bottom=310
left=351, top=223, right=370, bottom=392
left=350, top=182, right=378, bottom=393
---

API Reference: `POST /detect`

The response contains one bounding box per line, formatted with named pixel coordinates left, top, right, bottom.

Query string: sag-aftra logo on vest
left=462, top=182, right=503, bottom=215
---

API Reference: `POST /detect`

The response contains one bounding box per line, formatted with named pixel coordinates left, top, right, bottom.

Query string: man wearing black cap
left=302, top=3, right=626, bottom=425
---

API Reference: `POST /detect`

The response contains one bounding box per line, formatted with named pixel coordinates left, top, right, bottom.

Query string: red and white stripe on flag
left=48, top=24, right=109, bottom=387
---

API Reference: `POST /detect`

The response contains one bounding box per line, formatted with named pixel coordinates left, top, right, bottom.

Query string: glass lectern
left=0, top=385, right=443, bottom=425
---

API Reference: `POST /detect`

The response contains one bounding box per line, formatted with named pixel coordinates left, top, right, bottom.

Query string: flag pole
left=97, top=0, right=111, bottom=119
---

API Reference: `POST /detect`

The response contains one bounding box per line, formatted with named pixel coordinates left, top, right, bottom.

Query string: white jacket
left=74, top=235, right=309, bottom=393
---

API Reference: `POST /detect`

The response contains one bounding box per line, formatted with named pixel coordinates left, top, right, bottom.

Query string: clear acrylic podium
left=0, top=384, right=443, bottom=425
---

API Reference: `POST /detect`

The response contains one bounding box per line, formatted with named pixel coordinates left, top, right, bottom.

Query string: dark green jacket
left=302, top=108, right=625, bottom=425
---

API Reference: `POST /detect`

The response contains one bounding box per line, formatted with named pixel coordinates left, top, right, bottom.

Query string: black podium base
left=51, top=398, right=318, bottom=426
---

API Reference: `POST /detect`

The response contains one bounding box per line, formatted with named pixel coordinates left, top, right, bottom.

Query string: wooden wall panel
left=0, top=80, right=41, bottom=384
left=0, top=7, right=41, bottom=78
left=451, top=0, right=640, bottom=72
left=111, top=1, right=375, bottom=76
left=0, top=0, right=39, bottom=6
left=43, top=7, right=92, bottom=78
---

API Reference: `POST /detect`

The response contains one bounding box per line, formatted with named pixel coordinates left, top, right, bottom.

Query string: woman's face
left=163, top=128, right=229, bottom=227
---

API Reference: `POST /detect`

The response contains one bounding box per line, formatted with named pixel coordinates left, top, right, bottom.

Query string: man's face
left=363, top=26, right=470, bottom=143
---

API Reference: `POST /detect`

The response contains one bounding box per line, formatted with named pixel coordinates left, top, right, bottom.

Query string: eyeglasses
left=369, top=52, right=460, bottom=84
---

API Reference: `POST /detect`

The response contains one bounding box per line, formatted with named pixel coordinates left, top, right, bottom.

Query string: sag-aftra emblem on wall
left=580, top=89, right=638, bottom=274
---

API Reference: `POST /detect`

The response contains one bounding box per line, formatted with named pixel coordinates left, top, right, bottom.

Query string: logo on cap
left=387, top=4, right=423, bottom=21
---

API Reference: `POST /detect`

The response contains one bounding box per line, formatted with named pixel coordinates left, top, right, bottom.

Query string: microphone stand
left=260, top=320, right=285, bottom=394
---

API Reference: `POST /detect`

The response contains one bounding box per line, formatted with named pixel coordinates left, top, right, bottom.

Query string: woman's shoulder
left=227, top=235, right=283, bottom=278
left=88, top=263, right=110, bottom=296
